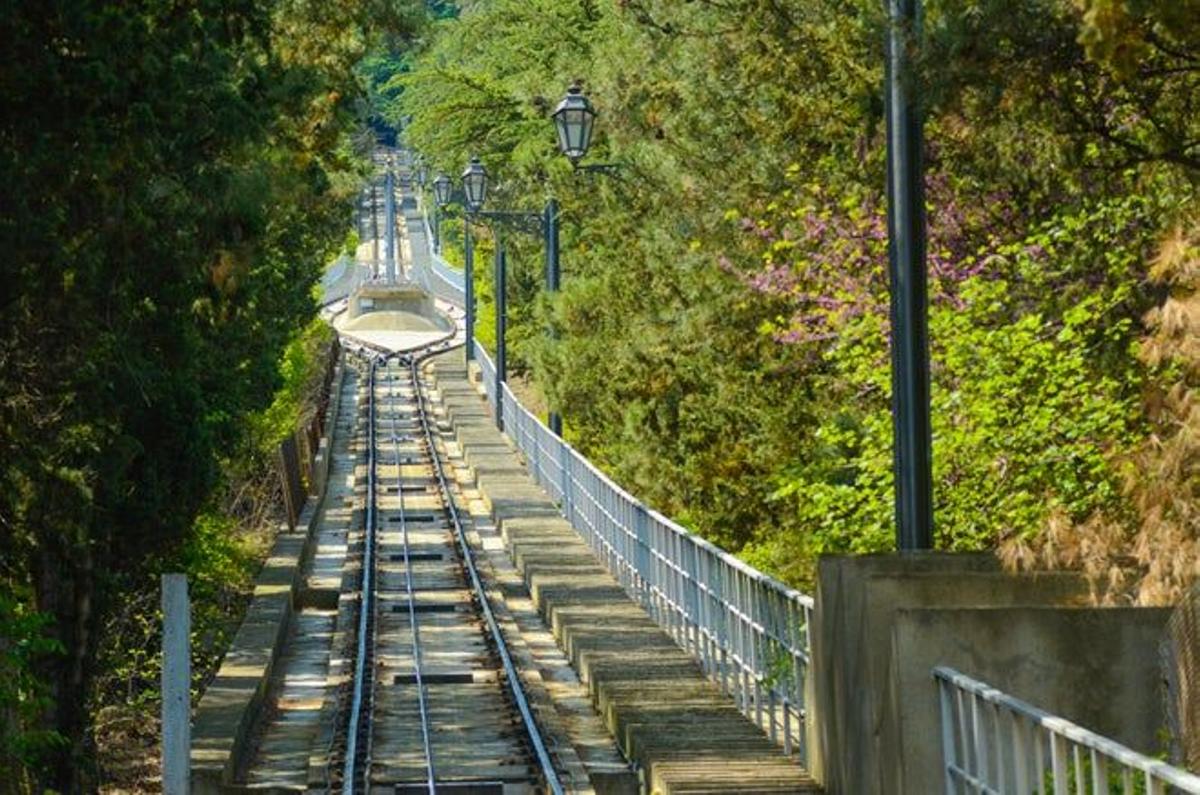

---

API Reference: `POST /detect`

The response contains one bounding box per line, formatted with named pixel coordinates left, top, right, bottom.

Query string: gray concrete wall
left=891, top=606, right=1171, bottom=794
left=807, top=553, right=1169, bottom=794
left=347, top=283, right=438, bottom=320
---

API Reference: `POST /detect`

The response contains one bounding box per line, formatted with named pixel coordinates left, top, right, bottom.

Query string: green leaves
left=383, top=0, right=1194, bottom=597
left=0, top=0, right=424, bottom=785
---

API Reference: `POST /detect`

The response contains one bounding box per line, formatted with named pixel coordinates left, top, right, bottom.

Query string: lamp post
left=543, top=198, right=561, bottom=436
left=552, top=82, right=620, bottom=174
left=455, top=157, right=562, bottom=434
left=544, top=80, right=626, bottom=437
left=384, top=168, right=396, bottom=283
left=462, top=156, right=487, bottom=377
left=432, top=170, right=475, bottom=363
left=372, top=176, right=379, bottom=279
left=886, top=0, right=933, bottom=551
left=461, top=156, right=505, bottom=430
left=432, top=173, right=452, bottom=255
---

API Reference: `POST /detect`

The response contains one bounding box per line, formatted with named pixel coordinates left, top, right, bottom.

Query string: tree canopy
left=0, top=0, right=422, bottom=787
left=389, top=0, right=1198, bottom=599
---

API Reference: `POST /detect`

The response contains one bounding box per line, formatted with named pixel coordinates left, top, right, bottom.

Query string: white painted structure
left=162, top=573, right=191, bottom=794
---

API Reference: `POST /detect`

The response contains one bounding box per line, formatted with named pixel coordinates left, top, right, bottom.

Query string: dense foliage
left=0, top=1, right=421, bottom=788
left=391, top=0, right=1198, bottom=597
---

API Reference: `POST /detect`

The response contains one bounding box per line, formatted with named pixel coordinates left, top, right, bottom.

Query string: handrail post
left=938, top=676, right=956, bottom=794
left=372, top=178, right=379, bottom=279
left=385, top=170, right=396, bottom=283
left=432, top=202, right=440, bottom=254
left=559, top=440, right=572, bottom=523
left=495, top=243, right=506, bottom=431
left=634, top=504, right=651, bottom=604
left=465, top=221, right=475, bottom=361
left=544, top=198, right=563, bottom=437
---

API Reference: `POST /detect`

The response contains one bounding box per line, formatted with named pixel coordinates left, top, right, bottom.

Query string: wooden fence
left=278, top=338, right=342, bottom=530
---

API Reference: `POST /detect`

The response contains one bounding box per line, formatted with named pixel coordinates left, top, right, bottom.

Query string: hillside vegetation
left=384, top=0, right=1198, bottom=600
left=0, top=0, right=423, bottom=788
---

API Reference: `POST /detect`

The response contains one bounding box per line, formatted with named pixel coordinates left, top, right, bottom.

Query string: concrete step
left=426, top=351, right=819, bottom=794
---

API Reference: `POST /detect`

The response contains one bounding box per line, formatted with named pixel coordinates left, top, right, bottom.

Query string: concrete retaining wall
left=808, top=553, right=1172, bottom=794
left=893, top=605, right=1171, bottom=794
left=347, top=282, right=443, bottom=325
left=190, top=357, right=346, bottom=793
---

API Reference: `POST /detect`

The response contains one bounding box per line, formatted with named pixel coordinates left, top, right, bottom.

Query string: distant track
left=333, top=336, right=566, bottom=794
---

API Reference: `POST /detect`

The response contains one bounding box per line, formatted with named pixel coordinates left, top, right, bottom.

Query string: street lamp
left=432, top=173, right=452, bottom=207
left=431, top=173, right=453, bottom=254
left=552, top=81, right=597, bottom=166
left=451, top=158, right=561, bottom=434
left=544, top=80, right=626, bottom=434
left=462, top=156, right=488, bottom=213
left=430, top=171, right=474, bottom=362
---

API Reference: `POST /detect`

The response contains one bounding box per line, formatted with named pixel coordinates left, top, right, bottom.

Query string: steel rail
left=342, top=356, right=379, bottom=793
left=409, top=349, right=566, bottom=795
left=387, top=357, right=437, bottom=794
left=336, top=333, right=563, bottom=793
left=329, top=338, right=452, bottom=793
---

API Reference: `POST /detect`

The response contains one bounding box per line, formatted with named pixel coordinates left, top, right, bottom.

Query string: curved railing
left=320, top=255, right=368, bottom=308
left=413, top=211, right=465, bottom=305
left=473, top=343, right=813, bottom=762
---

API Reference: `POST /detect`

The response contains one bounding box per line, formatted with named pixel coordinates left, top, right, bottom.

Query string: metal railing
left=320, top=256, right=367, bottom=308
left=409, top=211, right=465, bottom=306
left=433, top=253, right=465, bottom=293
left=476, top=341, right=497, bottom=413
left=935, top=666, right=1200, bottom=794
left=472, top=344, right=814, bottom=763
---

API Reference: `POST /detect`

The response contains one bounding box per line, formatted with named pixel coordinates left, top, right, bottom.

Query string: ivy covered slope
left=0, top=1, right=423, bottom=789
left=391, top=1, right=1197, bottom=599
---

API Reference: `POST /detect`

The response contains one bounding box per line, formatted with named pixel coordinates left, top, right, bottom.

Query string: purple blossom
left=721, top=169, right=1016, bottom=349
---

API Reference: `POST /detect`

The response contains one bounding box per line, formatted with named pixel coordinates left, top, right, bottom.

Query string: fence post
left=559, top=441, right=573, bottom=524
left=494, top=244, right=506, bottom=432
left=162, top=573, right=190, bottom=794
left=634, top=505, right=651, bottom=605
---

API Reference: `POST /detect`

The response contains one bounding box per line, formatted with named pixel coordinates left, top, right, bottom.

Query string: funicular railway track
left=332, top=338, right=566, bottom=794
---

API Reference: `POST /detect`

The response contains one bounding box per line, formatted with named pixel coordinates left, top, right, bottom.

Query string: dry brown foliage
left=1001, top=213, right=1200, bottom=605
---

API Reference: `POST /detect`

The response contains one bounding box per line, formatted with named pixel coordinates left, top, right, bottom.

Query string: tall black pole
left=886, top=0, right=933, bottom=550
left=495, top=242, right=507, bottom=432
left=545, top=199, right=563, bottom=437
left=372, top=179, right=379, bottom=279
left=384, top=170, right=396, bottom=283
left=465, top=221, right=475, bottom=361
left=433, top=204, right=440, bottom=254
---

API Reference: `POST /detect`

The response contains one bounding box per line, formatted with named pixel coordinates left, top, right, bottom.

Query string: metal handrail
left=342, top=356, right=379, bottom=793
left=420, top=209, right=466, bottom=296
left=934, top=666, right=1200, bottom=794
left=474, top=343, right=813, bottom=762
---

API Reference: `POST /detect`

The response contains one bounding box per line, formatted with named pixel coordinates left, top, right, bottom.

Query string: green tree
left=381, top=0, right=1197, bottom=599
left=0, top=1, right=422, bottom=787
